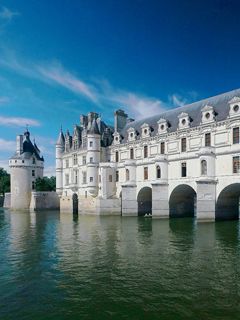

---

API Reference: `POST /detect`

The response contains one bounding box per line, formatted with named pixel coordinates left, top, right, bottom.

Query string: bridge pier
left=196, top=179, right=217, bottom=221
left=152, top=182, right=169, bottom=218
left=121, top=183, right=138, bottom=216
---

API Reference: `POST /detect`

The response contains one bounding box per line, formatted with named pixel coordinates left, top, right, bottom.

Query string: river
left=0, top=208, right=239, bottom=319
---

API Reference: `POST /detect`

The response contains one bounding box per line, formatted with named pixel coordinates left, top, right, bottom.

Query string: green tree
left=35, top=176, right=56, bottom=192
left=0, top=168, right=10, bottom=195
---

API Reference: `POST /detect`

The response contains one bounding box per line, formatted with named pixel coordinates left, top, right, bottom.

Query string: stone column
left=196, top=178, right=217, bottom=221
left=121, top=183, right=138, bottom=216
left=151, top=182, right=169, bottom=218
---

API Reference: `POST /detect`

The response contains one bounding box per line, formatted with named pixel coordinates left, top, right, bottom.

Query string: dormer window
left=141, top=123, right=150, bottom=138
left=127, top=127, right=136, bottom=141
left=113, top=132, right=121, bottom=145
left=201, top=105, right=215, bottom=123
left=229, top=97, right=240, bottom=118
left=157, top=118, right=168, bottom=134
left=178, top=112, right=190, bottom=129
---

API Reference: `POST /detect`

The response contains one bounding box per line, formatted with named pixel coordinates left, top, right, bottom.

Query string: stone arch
left=169, top=184, right=196, bottom=218
left=216, top=183, right=240, bottom=220
left=137, top=187, right=152, bottom=216
left=72, top=193, right=78, bottom=215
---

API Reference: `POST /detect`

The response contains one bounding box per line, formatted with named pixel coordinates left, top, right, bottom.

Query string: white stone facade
left=57, top=89, right=240, bottom=221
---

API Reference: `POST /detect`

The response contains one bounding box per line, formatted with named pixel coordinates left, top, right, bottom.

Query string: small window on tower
left=116, top=170, right=119, bottom=182
left=32, top=158, right=36, bottom=164
left=32, top=181, right=35, bottom=190
left=32, top=170, right=35, bottom=177
left=89, top=141, right=93, bottom=147
left=90, top=177, right=93, bottom=182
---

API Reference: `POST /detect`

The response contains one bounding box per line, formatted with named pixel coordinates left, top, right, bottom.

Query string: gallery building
left=56, top=88, right=240, bottom=221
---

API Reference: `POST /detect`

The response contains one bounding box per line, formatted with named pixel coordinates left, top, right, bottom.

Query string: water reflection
left=0, top=210, right=240, bottom=320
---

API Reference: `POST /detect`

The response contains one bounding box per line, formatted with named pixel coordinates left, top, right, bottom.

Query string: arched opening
left=126, top=169, right=129, bottom=181
left=72, top=193, right=78, bottom=215
left=201, top=159, right=207, bottom=175
left=169, top=184, right=196, bottom=218
left=216, top=183, right=240, bottom=220
left=137, top=187, right=152, bottom=216
left=156, top=165, right=161, bottom=179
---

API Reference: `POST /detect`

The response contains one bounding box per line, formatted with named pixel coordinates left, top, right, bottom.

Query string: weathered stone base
left=152, top=182, right=169, bottom=218
left=3, top=192, right=60, bottom=211
left=60, top=195, right=121, bottom=215
left=30, top=192, right=60, bottom=211
left=121, top=184, right=138, bottom=216
left=3, top=193, right=11, bottom=208
left=196, top=179, right=217, bottom=221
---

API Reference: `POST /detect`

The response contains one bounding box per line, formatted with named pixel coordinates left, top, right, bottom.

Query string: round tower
left=9, top=130, right=44, bottom=210
left=56, top=128, right=65, bottom=195
left=87, top=118, right=101, bottom=197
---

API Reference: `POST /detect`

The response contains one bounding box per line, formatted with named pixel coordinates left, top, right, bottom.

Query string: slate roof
left=11, top=130, right=44, bottom=161
left=120, top=88, right=240, bottom=142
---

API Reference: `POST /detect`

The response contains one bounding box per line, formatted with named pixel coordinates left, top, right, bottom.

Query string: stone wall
left=3, top=193, right=11, bottom=208
left=29, top=192, right=60, bottom=211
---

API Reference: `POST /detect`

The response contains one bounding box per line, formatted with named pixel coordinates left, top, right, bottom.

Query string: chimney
left=16, top=135, right=23, bottom=155
left=114, top=109, right=128, bottom=132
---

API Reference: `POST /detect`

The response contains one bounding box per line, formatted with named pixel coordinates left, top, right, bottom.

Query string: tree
left=0, top=168, right=10, bottom=195
left=35, top=176, right=56, bottom=192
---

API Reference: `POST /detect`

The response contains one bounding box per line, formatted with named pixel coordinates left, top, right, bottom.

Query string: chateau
left=56, top=88, right=240, bottom=221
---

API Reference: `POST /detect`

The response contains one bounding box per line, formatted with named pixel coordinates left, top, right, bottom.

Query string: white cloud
left=0, top=138, right=15, bottom=151
left=44, top=165, right=56, bottom=177
left=0, top=116, right=40, bottom=127
left=38, top=63, right=97, bottom=102
left=0, top=6, right=19, bottom=21
left=110, top=91, right=166, bottom=119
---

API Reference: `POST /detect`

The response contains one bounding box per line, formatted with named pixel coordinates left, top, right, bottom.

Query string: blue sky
left=0, top=0, right=240, bottom=175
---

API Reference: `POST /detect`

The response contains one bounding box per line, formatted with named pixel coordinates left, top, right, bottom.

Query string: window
left=160, top=142, right=165, bottom=154
left=233, top=127, right=239, bottom=144
left=181, top=138, right=186, bottom=152
left=181, top=162, right=187, bottom=177
left=109, top=175, right=112, bottom=182
left=73, top=154, right=78, bottom=165
left=32, top=158, right=36, bottom=164
left=32, top=170, right=35, bottom=177
left=233, top=156, right=240, bottom=173
left=116, top=170, right=119, bottom=182
left=126, top=169, right=130, bottom=181
left=115, top=151, right=119, bottom=163
left=82, top=172, right=86, bottom=184
left=66, top=159, right=69, bottom=168
left=22, top=160, right=24, bottom=163
left=201, top=160, right=207, bottom=175
left=156, top=165, right=161, bottom=179
left=73, top=140, right=78, bottom=150
left=144, top=167, right=148, bottom=180
left=32, top=181, right=35, bottom=190
left=205, top=133, right=211, bottom=147
left=74, top=170, right=78, bottom=184
left=82, top=156, right=86, bottom=165
left=89, top=141, right=93, bottom=147
left=65, top=174, right=69, bottom=185
left=144, top=145, right=148, bottom=158
left=89, top=177, right=93, bottom=182
left=130, top=148, right=134, bottom=159
left=90, top=157, right=93, bottom=163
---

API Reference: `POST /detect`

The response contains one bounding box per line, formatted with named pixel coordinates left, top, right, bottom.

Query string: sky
left=0, top=0, right=240, bottom=175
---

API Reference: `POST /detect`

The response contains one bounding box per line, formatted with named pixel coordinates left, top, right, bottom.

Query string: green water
left=0, top=209, right=240, bottom=320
